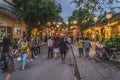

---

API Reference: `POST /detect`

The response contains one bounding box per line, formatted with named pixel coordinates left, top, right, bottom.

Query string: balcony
left=0, top=0, right=16, bottom=17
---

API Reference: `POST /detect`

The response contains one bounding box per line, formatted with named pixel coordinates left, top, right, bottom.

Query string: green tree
left=72, top=0, right=120, bottom=14
left=69, top=8, right=94, bottom=36
left=13, top=0, right=62, bottom=37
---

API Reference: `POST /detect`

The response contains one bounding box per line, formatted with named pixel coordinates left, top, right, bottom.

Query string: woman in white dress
left=53, top=38, right=59, bottom=59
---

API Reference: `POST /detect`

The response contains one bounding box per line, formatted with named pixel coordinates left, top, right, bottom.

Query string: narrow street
left=0, top=45, right=120, bottom=80
left=0, top=45, right=74, bottom=80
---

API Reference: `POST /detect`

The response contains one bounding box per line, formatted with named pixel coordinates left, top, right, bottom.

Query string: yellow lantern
left=58, top=22, right=62, bottom=25
left=56, top=25, right=60, bottom=28
left=73, top=20, right=78, bottom=25
left=93, top=17, right=98, bottom=22
left=66, top=21, right=69, bottom=25
left=70, top=26, right=74, bottom=29
left=106, top=13, right=112, bottom=19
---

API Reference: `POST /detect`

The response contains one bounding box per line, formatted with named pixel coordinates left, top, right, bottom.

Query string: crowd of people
left=0, top=34, right=94, bottom=80
left=0, top=35, right=42, bottom=80
left=47, top=36, right=93, bottom=63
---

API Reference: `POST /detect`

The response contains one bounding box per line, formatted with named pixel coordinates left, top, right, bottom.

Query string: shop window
left=0, top=27, right=6, bottom=43
left=14, top=27, right=21, bottom=34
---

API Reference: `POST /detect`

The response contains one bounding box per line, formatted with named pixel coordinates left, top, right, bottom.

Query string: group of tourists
left=0, top=33, right=93, bottom=80
left=0, top=35, right=42, bottom=80
left=77, top=37, right=92, bottom=57
left=47, top=36, right=71, bottom=63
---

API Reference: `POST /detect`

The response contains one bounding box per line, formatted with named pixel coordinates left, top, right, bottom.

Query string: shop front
left=102, top=20, right=120, bottom=39
left=84, top=26, right=102, bottom=41
left=84, top=19, right=120, bottom=41
left=0, top=13, right=27, bottom=42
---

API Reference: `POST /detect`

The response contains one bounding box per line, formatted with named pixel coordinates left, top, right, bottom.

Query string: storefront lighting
left=47, top=22, right=51, bottom=27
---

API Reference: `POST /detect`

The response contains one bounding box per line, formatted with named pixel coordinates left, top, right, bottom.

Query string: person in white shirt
left=47, top=37, right=53, bottom=59
left=67, top=37, right=71, bottom=44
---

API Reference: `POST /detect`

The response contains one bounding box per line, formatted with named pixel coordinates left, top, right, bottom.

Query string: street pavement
left=0, top=45, right=74, bottom=80
left=72, top=44, right=120, bottom=80
left=1, top=44, right=120, bottom=80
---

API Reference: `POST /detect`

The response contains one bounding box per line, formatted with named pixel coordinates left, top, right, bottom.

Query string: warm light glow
left=52, top=30, right=55, bottom=33
left=66, top=28, right=68, bottom=31
left=106, top=13, right=112, bottom=19
left=93, top=17, right=98, bottom=22
left=70, top=26, right=74, bottom=29
left=73, top=20, right=78, bottom=24
left=56, top=25, right=60, bottom=28
left=47, top=22, right=51, bottom=27
left=58, top=22, right=62, bottom=25
left=107, top=21, right=118, bottom=27
left=66, top=21, right=69, bottom=25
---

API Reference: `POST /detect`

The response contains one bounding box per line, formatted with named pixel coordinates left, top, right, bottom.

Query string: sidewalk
left=72, top=45, right=120, bottom=80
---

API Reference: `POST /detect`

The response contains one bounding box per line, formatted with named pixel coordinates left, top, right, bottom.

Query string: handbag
left=0, top=56, right=6, bottom=69
left=17, top=56, right=22, bottom=62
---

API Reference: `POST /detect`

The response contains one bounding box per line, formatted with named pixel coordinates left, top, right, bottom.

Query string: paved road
left=72, top=45, right=120, bottom=80
left=0, top=45, right=74, bottom=80
left=1, top=44, right=120, bottom=80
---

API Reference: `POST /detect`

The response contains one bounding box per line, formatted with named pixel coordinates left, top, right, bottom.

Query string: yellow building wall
left=0, top=13, right=27, bottom=39
left=84, top=19, right=120, bottom=40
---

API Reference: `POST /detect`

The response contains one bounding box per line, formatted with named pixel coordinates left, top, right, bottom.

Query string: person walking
left=47, top=37, right=53, bottom=59
left=84, top=38, right=92, bottom=57
left=78, top=38, right=84, bottom=57
left=17, top=37, right=23, bottom=53
left=2, top=37, right=18, bottom=80
left=67, top=36, right=71, bottom=45
left=20, top=40, right=29, bottom=70
left=53, top=38, right=59, bottom=59
left=36, top=36, right=42, bottom=55
left=59, top=38, right=68, bottom=63
left=30, top=35, right=37, bottom=61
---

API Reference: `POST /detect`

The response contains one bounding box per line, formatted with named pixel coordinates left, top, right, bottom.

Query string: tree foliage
left=69, top=8, right=94, bottom=36
left=13, top=0, right=62, bottom=26
left=69, top=8, right=94, bottom=28
left=71, top=0, right=120, bottom=14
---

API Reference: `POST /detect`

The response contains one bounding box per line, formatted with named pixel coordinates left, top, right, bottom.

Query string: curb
left=70, top=45, right=81, bottom=80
